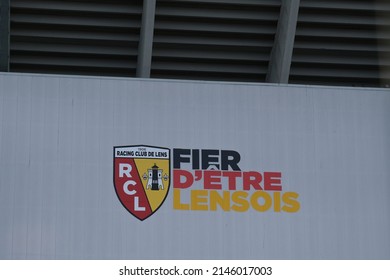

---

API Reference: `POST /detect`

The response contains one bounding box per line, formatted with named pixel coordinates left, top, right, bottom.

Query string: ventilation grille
left=10, top=0, right=143, bottom=77
left=290, top=0, right=390, bottom=87
left=7, top=0, right=389, bottom=87
left=151, top=0, right=281, bottom=82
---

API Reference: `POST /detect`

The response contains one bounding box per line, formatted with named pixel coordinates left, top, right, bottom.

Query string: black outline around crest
left=113, top=145, right=171, bottom=221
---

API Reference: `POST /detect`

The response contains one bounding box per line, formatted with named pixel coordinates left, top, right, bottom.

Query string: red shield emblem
left=113, top=145, right=170, bottom=221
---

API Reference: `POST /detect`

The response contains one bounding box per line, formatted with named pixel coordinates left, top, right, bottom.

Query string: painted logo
left=113, top=145, right=170, bottom=221
left=114, top=145, right=300, bottom=221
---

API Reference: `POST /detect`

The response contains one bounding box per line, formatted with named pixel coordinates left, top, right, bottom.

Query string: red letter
left=264, top=172, right=282, bottom=191
left=173, top=170, right=194, bottom=189
left=243, top=171, right=263, bottom=190
left=204, top=171, right=222, bottom=190
left=222, top=171, right=242, bottom=190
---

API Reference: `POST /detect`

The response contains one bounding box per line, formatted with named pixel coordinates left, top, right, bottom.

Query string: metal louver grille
left=151, top=0, right=281, bottom=82
left=290, top=0, right=390, bottom=87
left=10, top=0, right=143, bottom=77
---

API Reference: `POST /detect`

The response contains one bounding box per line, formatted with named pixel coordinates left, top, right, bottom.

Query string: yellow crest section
left=134, top=158, right=170, bottom=212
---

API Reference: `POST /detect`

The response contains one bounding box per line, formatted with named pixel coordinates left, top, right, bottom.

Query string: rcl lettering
left=119, top=163, right=145, bottom=211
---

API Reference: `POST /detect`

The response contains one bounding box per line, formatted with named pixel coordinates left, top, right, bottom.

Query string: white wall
left=0, top=73, right=389, bottom=259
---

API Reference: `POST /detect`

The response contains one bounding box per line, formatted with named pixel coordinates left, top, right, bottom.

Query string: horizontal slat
left=10, top=54, right=136, bottom=69
left=288, top=77, right=382, bottom=87
left=151, top=71, right=266, bottom=82
left=290, top=66, right=381, bottom=79
left=157, top=0, right=281, bottom=8
left=155, top=19, right=276, bottom=35
left=10, top=42, right=137, bottom=56
left=152, top=60, right=267, bottom=74
left=294, top=39, right=390, bottom=53
left=295, top=25, right=389, bottom=40
left=153, top=50, right=269, bottom=63
left=292, top=49, right=386, bottom=65
left=156, top=6, right=279, bottom=21
left=300, top=0, right=390, bottom=12
left=154, top=34, right=273, bottom=48
left=11, top=0, right=142, bottom=15
left=298, top=13, right=390, bottom=27
left=10, top=65, right=136, bottom=77
left=11, top=13, right=140, bottom=29
left=11, top=28, right=139, bottom=44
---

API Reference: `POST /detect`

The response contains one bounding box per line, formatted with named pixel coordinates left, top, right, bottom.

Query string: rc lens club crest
left=113, top=145, right=170, bottom=221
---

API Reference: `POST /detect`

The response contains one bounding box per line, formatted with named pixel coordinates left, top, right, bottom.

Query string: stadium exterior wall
left=0, top=73, right=389, bottom=259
